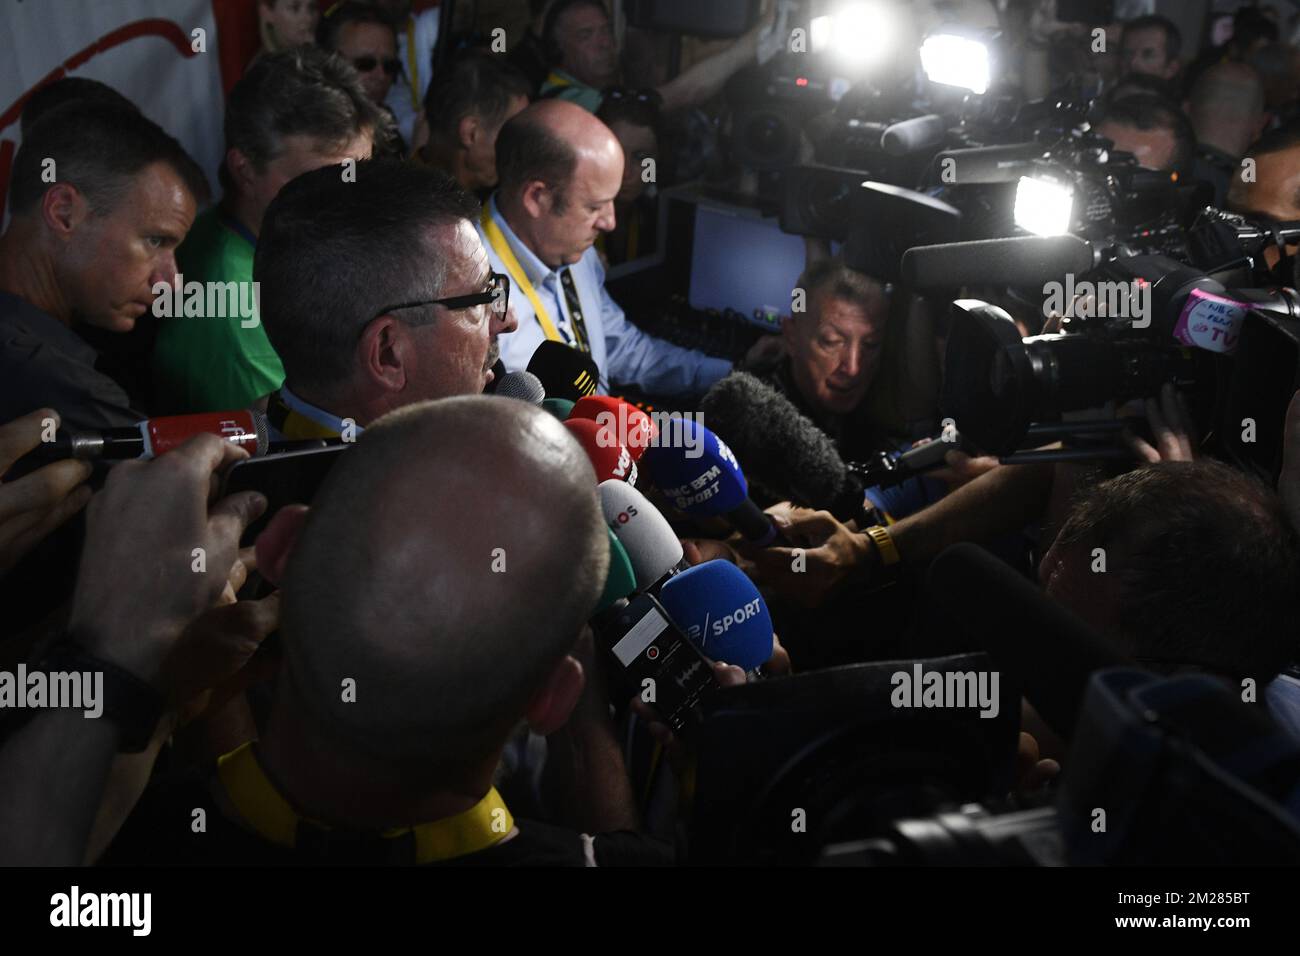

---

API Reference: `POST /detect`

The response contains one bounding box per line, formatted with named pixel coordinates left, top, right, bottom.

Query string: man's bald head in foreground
left=494, top=99, right=624, bottom=267
left=277, top=396, right=610, bottom=764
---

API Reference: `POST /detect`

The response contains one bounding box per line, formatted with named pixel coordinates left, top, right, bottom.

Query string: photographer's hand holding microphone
left=0, top=434, right=276, bottom=864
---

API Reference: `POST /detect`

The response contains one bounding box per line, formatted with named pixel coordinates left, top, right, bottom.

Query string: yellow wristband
left=864, top=525, right=901, bottom=567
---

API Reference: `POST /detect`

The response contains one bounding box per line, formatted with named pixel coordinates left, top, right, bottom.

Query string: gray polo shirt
left=0, top=292, right=138, bottom=431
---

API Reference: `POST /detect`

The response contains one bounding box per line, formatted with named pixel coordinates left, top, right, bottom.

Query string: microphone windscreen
left=541, top=397, right=575, bottom=421
left=527, top=340, right=599, bottom=401
left=700, top=372, right=860, bottom=517
left=881, top=114, right=946, bottom=156
left=645, top=418, right=749, bottom=516
left=902, top=235, right=1094, bottom=290
left=595, top=528, right=638, bottom=614
left=599, top=479, right=683, bottom=589
left=569, top=395, right=658, bottom=460
left=493, top=369, right=545, bottom=404
left=926, top=542, right=1127, bottom=739
left=659, top=559, right=774, bottom=669
left=934, top=143, right=1044, bottom=184
left=565, top=418, right=637, bottom=484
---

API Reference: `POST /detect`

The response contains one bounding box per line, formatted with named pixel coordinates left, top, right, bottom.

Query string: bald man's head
left=1229, top=124, right=1300, bottom=222
left=1187, top=61, right=1267, bottom=159
left=495, top=100, right=623, bottom=266
left=279, top=396, right=609, bottom=764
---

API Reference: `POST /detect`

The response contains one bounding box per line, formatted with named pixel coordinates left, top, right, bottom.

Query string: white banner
left=0, top=0, right=225, bottom=220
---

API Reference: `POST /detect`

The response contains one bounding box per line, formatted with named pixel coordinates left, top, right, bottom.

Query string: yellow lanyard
left=480, top=204, right=567, bottom=345
left=217, top=741, right=515, bottom=864
left=267, top=391, right=344, bottom=441
left=544, top=70, right=573, bottom=90
left=405, top=17, right=420, bottom=111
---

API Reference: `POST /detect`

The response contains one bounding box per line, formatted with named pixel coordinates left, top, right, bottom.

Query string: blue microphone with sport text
left=658, top=559, right=774, bottom=672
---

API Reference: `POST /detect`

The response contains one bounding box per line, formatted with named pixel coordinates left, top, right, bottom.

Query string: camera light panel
left=1015, top=176, right=1075, bottom=237
left=920, top=33, right=991, bottom=95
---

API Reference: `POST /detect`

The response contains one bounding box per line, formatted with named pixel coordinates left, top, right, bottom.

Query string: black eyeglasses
left=353, top=55, right=402, bottom=77
left=368, top=272, right=510, bottom=329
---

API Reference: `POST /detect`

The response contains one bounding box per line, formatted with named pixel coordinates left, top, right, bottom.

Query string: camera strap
left=217, top=741, right=515, bottom=864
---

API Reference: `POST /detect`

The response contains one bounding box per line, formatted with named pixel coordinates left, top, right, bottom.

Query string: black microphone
left=881, top=114, right=946, bottom=156
left=482, top=358, right=508, bottom=394
left=699, top=372, right=866, bottom=521
left=927, top=542, right=1128, bottom=739
left=901, top=234, right=1095, bottom=290
left=527, top=340, right=600, bottom=401
left=933, top=142, right=1045, bottom=184
left=492, top=370, right=546, bottom=404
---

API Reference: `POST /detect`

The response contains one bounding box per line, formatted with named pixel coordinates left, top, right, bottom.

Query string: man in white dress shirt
left=475, top=99, right=733, bottom=396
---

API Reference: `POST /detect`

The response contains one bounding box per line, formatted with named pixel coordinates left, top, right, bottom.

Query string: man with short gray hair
left=254, top=160, right=518, bottom=439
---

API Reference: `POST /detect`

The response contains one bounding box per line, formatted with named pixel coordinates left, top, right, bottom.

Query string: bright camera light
left=812, top=3, right=896, bottom=69
left=920, top=33, right=991, bottom=95
left=810, top=15, right=832, bottom=51
left=1014, top=176, right=1075, bottom=236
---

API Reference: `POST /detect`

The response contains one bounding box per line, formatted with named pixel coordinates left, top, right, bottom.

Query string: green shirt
left=151, top=205, right=285, bottom=413
left=540, top=69, right=604, bottom=113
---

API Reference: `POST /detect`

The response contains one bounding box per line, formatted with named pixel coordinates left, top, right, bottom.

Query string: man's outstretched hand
left=67, top=434, right=267, bottom=690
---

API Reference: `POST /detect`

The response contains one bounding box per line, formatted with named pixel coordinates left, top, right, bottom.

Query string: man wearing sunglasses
left=320, top=2, right=403, bottom=107
left=254, top=160, right=518, bottom=441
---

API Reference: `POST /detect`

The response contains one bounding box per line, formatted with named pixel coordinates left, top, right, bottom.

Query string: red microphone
left=563, top=418, right=638, bottom=485
left=568, top=395, right=657, bottom=461
left=30, top=410, right=270, bottom=461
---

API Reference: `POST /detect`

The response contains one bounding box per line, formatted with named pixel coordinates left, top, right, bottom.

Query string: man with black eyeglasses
left=253, top=160, right=517, bottom=440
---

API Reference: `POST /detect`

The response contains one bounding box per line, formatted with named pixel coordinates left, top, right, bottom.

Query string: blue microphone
left=658, top=559, right=774, bottom=671
left=645, top=417, right=786, bottom=545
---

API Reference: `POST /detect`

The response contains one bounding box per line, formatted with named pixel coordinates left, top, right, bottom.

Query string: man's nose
left=596, top=203, right=616, bottom=233
left=495, top=303, right=519, bottom=336
left=838, top=348, right=861, bottom=379
left=150, top=253, right=179, bottom=289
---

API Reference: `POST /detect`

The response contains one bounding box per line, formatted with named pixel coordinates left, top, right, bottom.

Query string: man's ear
left=40, top=183, right=88, bottom=240
left=457, top=113, right=482, bottom=151
left=254, top=504, right=310, bottom=587
left=357, top=316, right=409, bottom=393
left=520, top=178, right=552, bottom=219
left=226, top=147, right=259, bottom=196
left=524, top=654, right=585, bottom=736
